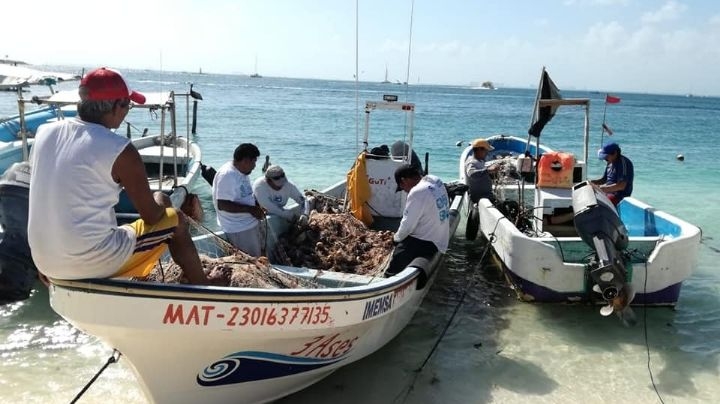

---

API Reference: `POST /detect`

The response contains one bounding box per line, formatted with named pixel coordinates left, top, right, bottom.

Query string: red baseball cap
left=79, top=67, right=146, bottom=104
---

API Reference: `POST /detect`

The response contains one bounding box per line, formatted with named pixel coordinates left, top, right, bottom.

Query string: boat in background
left=0, top=86, right=204, bottom=305
left=381, top=64, right=391, bottom=84
left=39, top=88, right=204, bottom=214
left=249, top=55, right=262, bottom=78
left=0, top=63, right=80, bottom=91
left=47, top=94, right=464, bottom=403
left=459, top=67, right=701, bottom=321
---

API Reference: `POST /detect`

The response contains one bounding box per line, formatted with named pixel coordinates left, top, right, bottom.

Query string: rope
left=69, top=349, right=122, bottom=403
left=394, top=234, right=495, bottom=404
left=626, top=248, right=665, bottom=404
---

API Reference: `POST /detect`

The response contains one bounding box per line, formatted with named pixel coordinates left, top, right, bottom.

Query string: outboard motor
left=0, top=162, right=36, bottom=305
left=572, top=181, right=635, bottom=324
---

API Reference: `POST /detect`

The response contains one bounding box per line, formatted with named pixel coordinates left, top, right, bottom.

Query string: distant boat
left=0, top=64, right=80, bottom=91
left=250, top=55, right=262, bottom=78
left=381, top=64, right=391, bottom=84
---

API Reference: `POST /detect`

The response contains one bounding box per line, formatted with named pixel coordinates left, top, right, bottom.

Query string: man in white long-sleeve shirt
left=252, top=165, right=305, bottom=221
left=386, top=164, right=450, bottom=276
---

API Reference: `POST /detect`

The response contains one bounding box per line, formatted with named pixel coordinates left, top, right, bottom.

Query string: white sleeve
left=288, top=183, right=305, bottom=205
left=393, top=190, right=424, bottom=242
left=253, top=180, right=295, bottom=219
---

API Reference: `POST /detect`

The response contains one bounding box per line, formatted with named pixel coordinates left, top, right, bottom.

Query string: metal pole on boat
left=192, top=100, right=198, bottom=135
left=185, top=90, right=190, bottom=138
left=159, top=103, right=165, bottom=193
left=583, top=102, right=590, bottom=180
left=17, top=89, right=28, bottom=162
left=170, top=92, right=179, bottom=188
left=188, top=83, right=202, bottom=135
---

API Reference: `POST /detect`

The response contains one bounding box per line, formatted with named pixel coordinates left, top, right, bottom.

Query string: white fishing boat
left=459, top=68, right=701, bottom=318
left=47, top=94, right=465, bottom=403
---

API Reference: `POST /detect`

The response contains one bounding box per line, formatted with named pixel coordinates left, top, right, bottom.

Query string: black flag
left=528, top=69, right=562, bottom=137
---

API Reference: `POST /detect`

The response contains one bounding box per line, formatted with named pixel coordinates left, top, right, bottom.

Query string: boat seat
left=364, top=157, right=406, bottom=218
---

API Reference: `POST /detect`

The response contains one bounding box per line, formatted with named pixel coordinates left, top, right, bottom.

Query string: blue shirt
left=601, top=155, right=634, bottom=200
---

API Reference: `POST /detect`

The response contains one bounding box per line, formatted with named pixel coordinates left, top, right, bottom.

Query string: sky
left=3, top=0, right=720, bottom=95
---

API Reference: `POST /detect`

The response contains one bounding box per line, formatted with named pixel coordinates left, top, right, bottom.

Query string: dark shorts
left=386, top=236, right=438, bottom=277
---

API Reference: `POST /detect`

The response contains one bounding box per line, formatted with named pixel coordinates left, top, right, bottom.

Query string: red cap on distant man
left=79, top=67, right=146, bottom=104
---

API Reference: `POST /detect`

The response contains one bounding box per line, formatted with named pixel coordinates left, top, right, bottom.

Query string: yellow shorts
left=114, top=208, right=178, bottom=278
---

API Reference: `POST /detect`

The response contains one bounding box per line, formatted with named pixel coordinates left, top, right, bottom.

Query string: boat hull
left=465, top=195, right=701, bottom=306
left=49, top=254, right=444, bottom=403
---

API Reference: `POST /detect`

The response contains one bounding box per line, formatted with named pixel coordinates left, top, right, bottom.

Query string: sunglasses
left=271, top=174, right=285, bottom=181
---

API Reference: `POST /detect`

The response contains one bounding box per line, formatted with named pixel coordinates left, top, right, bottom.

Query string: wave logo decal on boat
left=197, top=351, right=345, bottom=385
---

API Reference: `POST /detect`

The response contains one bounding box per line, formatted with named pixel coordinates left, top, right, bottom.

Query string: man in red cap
left=28, top=67, right=215, bottom=285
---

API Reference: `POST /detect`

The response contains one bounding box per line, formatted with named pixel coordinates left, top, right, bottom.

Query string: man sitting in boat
left=27, top=67, right=214, bottom=285
left=252, top=164, right=305, bottom=222
left=464, top=138, right=501, bottom=203
left=386, top=164, right=450, bottom=277
left=212, top=143, right=265, bottom=257
left=591, top=142, right=634, bottom=205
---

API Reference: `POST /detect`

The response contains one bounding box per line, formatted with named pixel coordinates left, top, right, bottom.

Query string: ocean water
left=1, top=69, right=719, bottom=403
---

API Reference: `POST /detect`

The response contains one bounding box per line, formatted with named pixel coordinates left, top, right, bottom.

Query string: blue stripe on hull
left=505, top=270, right=683, bottom=306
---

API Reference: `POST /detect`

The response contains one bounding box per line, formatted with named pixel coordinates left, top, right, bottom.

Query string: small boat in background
left=249, top=55, right=262, bottom=78
left=40, top=89, right=204, bottom=214
left=0, top=85, right=204, bottom=305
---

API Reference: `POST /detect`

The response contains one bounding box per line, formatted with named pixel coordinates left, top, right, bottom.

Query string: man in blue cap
left=591, top=142, right=634, bottom=205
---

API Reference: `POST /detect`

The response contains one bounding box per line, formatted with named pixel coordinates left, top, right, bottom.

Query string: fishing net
left=138, top=190, right=393, bottom=287
left=140, top=219, right=321, bottom=289
left=274, top=191, right=394, bottom=276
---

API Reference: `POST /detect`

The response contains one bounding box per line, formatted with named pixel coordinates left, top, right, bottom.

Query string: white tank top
left=28, top=118, right=136, bottom=279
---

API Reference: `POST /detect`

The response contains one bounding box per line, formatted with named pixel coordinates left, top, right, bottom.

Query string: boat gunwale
left=48, top=267, right=425, bottom=303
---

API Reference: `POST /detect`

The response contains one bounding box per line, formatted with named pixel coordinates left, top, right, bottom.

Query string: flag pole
left=526, top=66, right=545, bottom=155
left=600, top=93, right=609, bottom=147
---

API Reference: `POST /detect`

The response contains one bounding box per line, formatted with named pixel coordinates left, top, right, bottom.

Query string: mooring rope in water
left=69, top=349, right=122, bottom=404
left=627, top=248, right=665, bottom=404
left=394, top=233, right=495, bottom=404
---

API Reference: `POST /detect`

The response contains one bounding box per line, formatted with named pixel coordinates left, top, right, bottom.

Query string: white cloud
left=641, top=0, right=687, bottom=24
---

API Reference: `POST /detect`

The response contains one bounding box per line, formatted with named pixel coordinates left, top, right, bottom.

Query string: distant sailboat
left=381, top=64, right=391, bottom=84
left=250, top=55, right=262, bottom=78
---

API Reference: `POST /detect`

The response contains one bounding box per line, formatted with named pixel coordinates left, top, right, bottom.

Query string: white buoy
left=676, top=154, right=685, bottom=161
left=455, top=140, right=463, bottom=147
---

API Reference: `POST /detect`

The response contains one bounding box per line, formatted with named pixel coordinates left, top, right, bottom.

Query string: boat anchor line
left=394, top=233, right=496, bottom=404
left=70, top=349, right=122, bottom=404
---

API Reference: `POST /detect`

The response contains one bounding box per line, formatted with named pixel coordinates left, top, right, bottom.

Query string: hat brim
left=130, top=90, right=146, bottom=105
left=473, top=144, right=495, bottom=151
left=597, top=150, right=608, bottom=160
left=395, top=185, right=402, bottom=192
left=272, top=177, right=287, bottom=187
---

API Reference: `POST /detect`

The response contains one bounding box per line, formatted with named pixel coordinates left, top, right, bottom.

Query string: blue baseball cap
left=597, top=142, right=620, bottom=160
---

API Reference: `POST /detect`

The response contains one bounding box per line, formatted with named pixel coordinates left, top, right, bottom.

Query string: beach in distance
left=1, top=69, right=719, bottom=403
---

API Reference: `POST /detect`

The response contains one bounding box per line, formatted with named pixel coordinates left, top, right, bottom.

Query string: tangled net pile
left=274, top=191, right=394, bottom=276
left=137, top=190, right=394, bottom=287
left=141, top=251, right=317, bottom=288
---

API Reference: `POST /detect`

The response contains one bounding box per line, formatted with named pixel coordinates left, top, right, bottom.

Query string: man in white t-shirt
left=27, top=67, right=213, bottom=284
left=252, top=165, right=305, bottom=221
left=386, top=164, right=450, bottom=276
left=212, top=143, right=265, bottom=257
